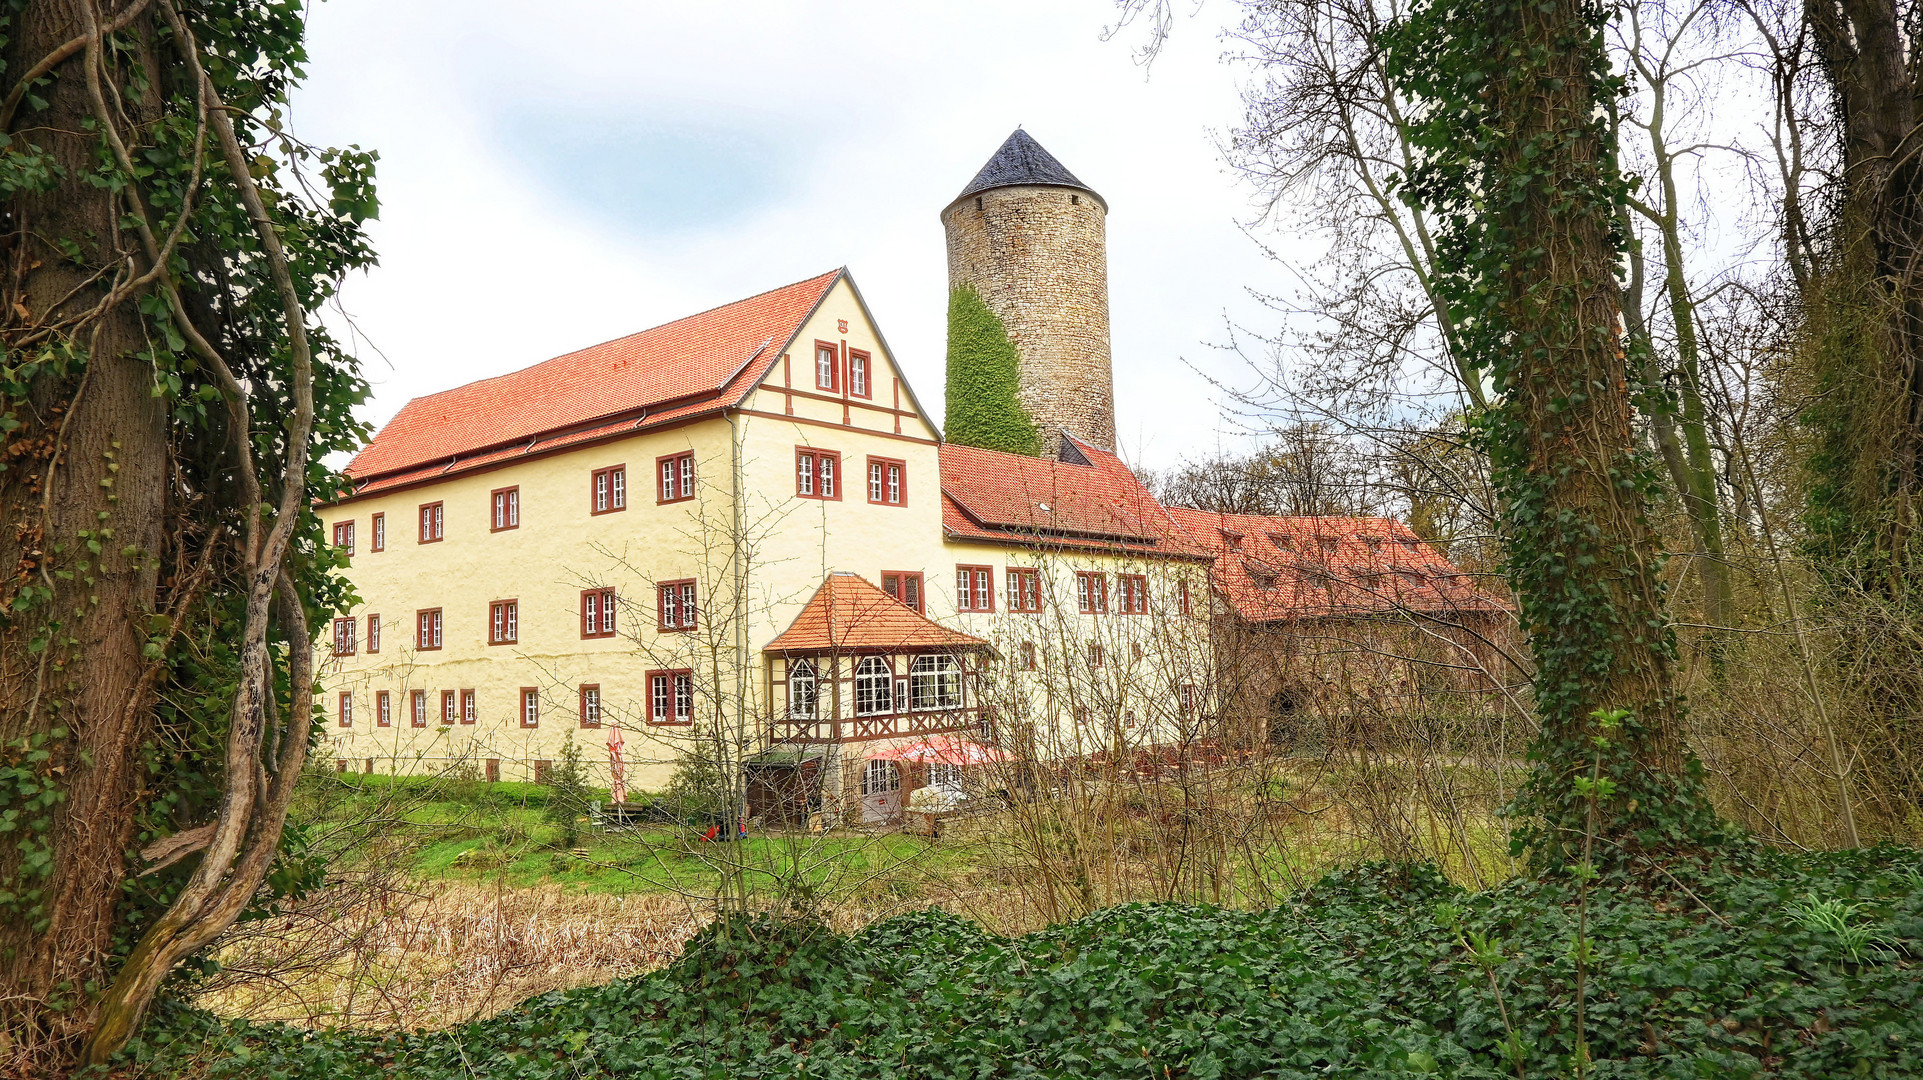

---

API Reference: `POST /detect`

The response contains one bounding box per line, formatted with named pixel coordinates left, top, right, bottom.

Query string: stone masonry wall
left=943, top=184, right=1115, bottom=453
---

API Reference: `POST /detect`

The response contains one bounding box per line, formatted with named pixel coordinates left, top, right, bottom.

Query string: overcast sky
left=290, top=1, right=1299, bottom=472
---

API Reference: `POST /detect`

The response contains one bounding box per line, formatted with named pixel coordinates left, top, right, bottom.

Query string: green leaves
left=116, top=850, right=1923, bottom=1079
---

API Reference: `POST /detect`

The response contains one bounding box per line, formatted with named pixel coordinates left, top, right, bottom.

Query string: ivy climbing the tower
left=944, top=284, right=1041, bottom=456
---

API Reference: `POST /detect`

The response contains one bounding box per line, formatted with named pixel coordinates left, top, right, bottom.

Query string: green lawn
left=301, top=773, right=977, bottom=902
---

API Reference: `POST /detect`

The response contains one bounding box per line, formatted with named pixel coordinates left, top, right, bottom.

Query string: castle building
left=943, top=130, right=1116, bottom=454
left=318, top=132, right=1497, bottom=822
left=322, top=266, right=1211, bottom=822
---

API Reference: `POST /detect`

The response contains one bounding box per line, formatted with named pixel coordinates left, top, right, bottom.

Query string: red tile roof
left=764, top=573, right=990, bottom=654
left=939, top=437, right=1211, bottom=559
left=1163, top=506, right=1509, bottom=622
left=343, top=269, right=843, bottom=490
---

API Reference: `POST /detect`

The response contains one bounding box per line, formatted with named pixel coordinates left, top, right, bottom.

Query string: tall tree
left=1386, top=0, right=1725, bottom=855
left=0, top=1, right=373, bottom=1068
left=1616, top=0, right=1736, bottom=642
left=1796, top=0, right=1923, bottom=815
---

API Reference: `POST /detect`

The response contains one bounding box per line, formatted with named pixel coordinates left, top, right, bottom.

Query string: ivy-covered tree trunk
left=1391, top=0, right=1724, bottom=859
left=0, top=1, right=376, bottom=1068
left=0, top=1, right=171, bottom=1054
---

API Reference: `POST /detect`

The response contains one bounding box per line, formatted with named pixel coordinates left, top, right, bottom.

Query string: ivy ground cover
left=115, top=847, right=1922, bottom=1079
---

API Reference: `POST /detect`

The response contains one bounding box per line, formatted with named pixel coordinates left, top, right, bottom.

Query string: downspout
left=725, top=407, right=750, bottom=911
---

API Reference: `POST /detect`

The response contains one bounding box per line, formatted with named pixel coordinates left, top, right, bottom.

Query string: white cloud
left=292, top=0, right=1284, bottom=471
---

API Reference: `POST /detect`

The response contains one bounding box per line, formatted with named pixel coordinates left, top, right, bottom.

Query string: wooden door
left=859, top=758, right=902, bottom=825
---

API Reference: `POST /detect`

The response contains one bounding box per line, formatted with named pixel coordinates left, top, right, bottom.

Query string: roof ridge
left=390, top=268, right=842, bottom=413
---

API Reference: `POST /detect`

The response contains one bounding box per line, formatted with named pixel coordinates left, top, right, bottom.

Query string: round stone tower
left=942, top=129, right=1115, bottom=454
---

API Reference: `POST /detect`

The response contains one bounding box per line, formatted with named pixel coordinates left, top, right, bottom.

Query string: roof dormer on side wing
left=740, top=271, right=941, bottom=444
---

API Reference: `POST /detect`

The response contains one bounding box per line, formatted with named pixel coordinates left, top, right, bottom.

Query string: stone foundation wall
left=943, top=184, right=1115, bottom=453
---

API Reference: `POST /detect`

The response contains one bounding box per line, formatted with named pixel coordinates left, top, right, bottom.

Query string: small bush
left=542, top=738, right=593, bottom=849
left=660, top=747, right=730, bottom=824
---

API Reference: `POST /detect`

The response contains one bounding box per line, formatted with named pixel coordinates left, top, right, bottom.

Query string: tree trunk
left=1805, top=0, right=1923, bottom=564
left=1801, top=0, right=1923, bottom=820
left=1471, top=0, right=1719, bottom=852
left=0, top=0, right=169, bottom=1057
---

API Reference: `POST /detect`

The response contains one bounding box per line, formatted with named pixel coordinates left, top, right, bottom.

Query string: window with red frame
left=491, top=486, right=519, bottom=531
left=441, top=690, right=457, bottom=726
left=581, top=587, right=616, bottom=638
left=867, top=457, right=904, bottom=506
left=814, top=341, right=838, bottom=391
left=416, top=608, right=442, bottom=650
left=881, top=571, right=923, bottom=613
left=1021, top=641, right=1037, bottom=670
left=520, top=687, right=539, bottom=728
left=1007, top=568, right=1041, bottom=613
left=366, top=613, right=381, bottom=653
left=657, top=580, right=697, bottom=631
left=1088, top=642, right=1105, bottom=668
left=461, top=689, right=476, bottom=724
left=1117, top=574, right=1148, bottom=614
left=648, top=670, right=694, bottom=725
left=796, top=448, right=839, bottom=499
left=657, top=452, right=695, bottom=503
left=1076, top=572, right=1107, bottom=614
left=488, top=600, right=518, bottom=645
left=533, top=760, right=553, bottom=782
left=376, top=691, right=391, bottom=727
left=338, top=692, right=352, bottom=727
left=410, top=689, right=427, bottom=727
left=418, top=501, right=443, bottom=543
left=591, top=464, right=627, bottom=514
left=1180, top=684, right=1199, bottom=716
left=955, top=565, right=994, bottom=612
left=333, top=520, right=355, bottom=556
left=332, top=617, right=356, bottom=655
left=370, top=512, right=385, bottom=552
left=1178, top=578, right=1191, bottom=616
left=848, top=349, right=870, bottom=397
left=579, top=684, right=601, bottom=728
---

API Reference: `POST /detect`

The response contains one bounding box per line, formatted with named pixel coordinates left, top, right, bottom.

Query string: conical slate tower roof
left=951, top=129, right=1104, bottom=209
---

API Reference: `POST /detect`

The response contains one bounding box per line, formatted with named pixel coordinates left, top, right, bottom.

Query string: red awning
left=868, top=734, right=1009, bottom=766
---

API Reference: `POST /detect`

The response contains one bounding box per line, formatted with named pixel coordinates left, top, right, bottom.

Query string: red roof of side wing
left=938, top=437, right=1211, bottom=558
left=1162, top=506, right=1510, bottom=622
left=345, top=269, right=843, bottom=485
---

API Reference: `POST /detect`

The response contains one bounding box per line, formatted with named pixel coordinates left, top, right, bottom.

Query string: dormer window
left=1318, top=536, right=1339, bottom=554
left=1220, top=530, right=1244, bottom=551
left=1265, top=532, right=1295, bottom=552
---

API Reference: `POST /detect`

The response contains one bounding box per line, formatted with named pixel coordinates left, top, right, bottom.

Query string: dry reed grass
left=198, top=882, right=711, bottom=1030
